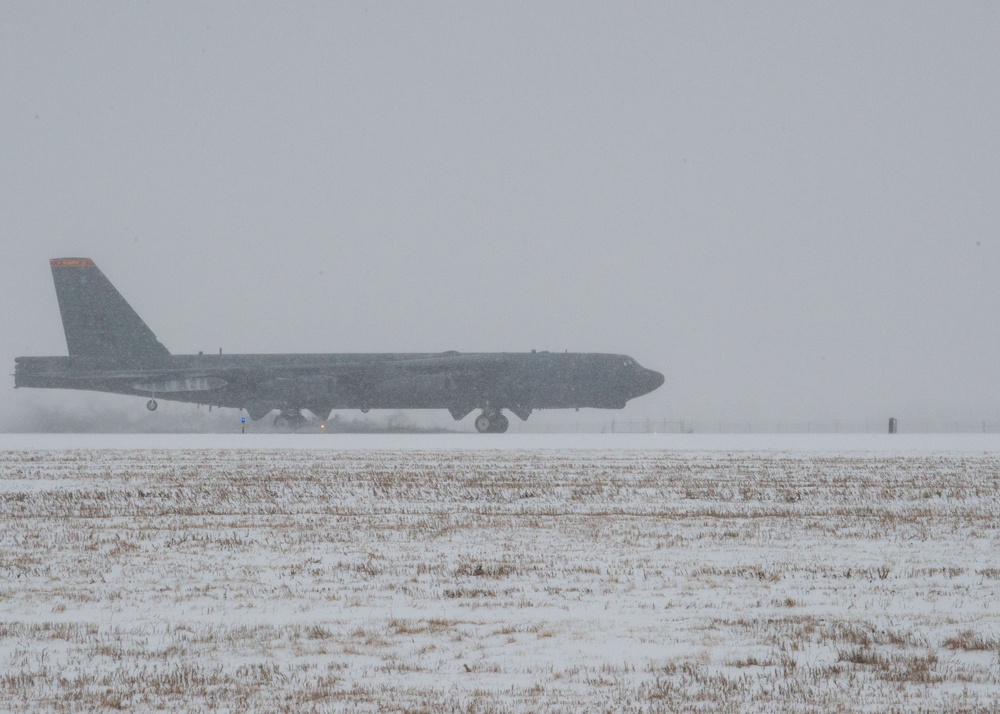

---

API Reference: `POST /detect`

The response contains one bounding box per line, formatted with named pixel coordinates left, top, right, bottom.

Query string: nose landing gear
left=146, top=399, right=158, bottom=411
left=474, top=410, right=509, bottom=433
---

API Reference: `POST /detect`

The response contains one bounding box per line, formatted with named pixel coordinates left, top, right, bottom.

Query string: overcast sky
left=2, top=2, right=999, bottom=428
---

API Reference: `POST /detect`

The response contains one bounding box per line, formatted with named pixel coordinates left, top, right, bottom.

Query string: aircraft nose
left=634, top=368, right=664, bottom=396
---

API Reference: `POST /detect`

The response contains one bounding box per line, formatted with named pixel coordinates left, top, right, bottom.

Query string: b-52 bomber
left=14, top=259, right=664, bottom=432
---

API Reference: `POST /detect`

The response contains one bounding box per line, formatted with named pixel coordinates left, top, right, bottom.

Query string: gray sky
left=2, top=1, right=999, bottom=427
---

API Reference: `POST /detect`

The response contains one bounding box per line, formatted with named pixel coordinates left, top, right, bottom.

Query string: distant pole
left=241, top=416, right=246, bottom=434
left=888, top=417, right=897, bottom=434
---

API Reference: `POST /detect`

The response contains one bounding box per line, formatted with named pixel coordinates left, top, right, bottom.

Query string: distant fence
left=511, top=419, right=1000, bottom=434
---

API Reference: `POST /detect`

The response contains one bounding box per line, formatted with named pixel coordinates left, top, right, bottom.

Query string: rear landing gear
left=146, top=399, right=158, bottom=411
left=474, top=410, right=509, bottom=433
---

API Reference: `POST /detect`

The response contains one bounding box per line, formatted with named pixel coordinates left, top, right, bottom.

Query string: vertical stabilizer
left=49, top=258, right=170, bottom=363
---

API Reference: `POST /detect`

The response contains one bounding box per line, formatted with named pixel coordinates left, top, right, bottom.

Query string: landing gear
left=146, top=399, right=158, bottom=411
left=474, top=410, right=509, bottom=433
left=273, top=410, right=308, bottom=432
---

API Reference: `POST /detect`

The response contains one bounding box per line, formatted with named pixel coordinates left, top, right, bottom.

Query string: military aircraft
left=14, top=258, right=664, bottom=432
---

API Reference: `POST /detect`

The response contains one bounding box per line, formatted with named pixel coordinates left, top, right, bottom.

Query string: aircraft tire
left=146, top=399, right=158, bottom=411
left=475, top=412, right=509, bottom=433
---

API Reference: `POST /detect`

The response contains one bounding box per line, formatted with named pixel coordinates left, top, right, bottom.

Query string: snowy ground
left=2, top=435, right=999, bottom=711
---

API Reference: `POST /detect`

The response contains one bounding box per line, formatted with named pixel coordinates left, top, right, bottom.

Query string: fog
left=2, top=3, right=999, bottom=431
left=1, top=392, right=447, bottom=434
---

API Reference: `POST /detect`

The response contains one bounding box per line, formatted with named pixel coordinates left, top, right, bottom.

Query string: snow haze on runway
left=3, top=431, right=1000, bottom=453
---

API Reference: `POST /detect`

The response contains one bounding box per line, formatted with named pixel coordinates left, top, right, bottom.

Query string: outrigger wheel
left=474, top=410, right=509, bottom=433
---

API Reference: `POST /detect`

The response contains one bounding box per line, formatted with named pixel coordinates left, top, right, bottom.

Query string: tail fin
left=49, top=258, right=170, bottom=363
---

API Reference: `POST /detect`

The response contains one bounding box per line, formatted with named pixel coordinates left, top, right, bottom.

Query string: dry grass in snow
left=1, top=445, right=999, bottom=711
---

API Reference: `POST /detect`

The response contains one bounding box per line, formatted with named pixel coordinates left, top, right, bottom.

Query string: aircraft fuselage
left=15, top=350, right=664, bottom=421
left=14, top=258, right=665, bottom=432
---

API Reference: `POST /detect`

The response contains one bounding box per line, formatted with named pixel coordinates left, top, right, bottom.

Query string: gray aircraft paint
left=15, top=260, right=663, bottom=432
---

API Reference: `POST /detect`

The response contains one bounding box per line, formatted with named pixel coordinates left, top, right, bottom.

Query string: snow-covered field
left=2, top=434, right=999, bottom=711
